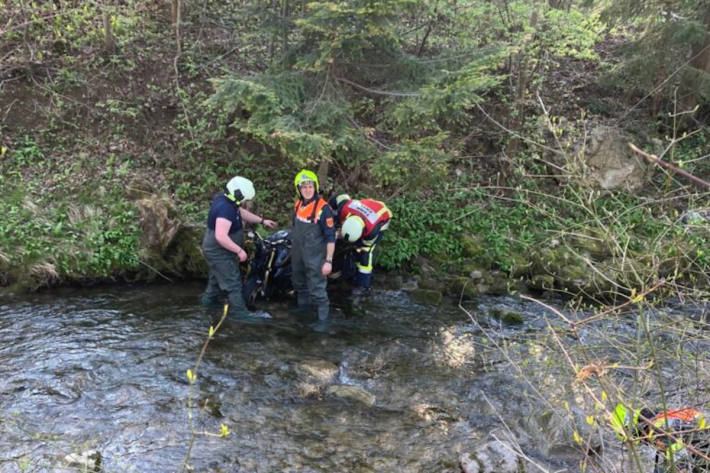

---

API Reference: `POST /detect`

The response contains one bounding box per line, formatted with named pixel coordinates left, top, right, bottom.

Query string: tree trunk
left=174, top=0, right=182, bottom=56
left=171, top=0, right=178, bottom=24
left=317, top=160, right=329, bottom=196
left=103, top=7, right=115, bottom=53
left=503, top=9, right=537, bottom=167
left=281, top=0, right=289, bottom=59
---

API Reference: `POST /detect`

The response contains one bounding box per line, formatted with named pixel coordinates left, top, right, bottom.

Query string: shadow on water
left=0, top=282, right=580, bottom=473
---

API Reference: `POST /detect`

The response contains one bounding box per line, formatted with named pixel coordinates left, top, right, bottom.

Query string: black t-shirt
left=206, top=194, right=242, bottom=234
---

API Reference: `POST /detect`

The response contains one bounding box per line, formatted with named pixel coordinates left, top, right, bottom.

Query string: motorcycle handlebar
left=246, top=230, right=290, bottom=247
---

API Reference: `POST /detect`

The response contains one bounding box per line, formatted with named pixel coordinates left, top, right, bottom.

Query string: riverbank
left=2, top=174, right=709, bottom=305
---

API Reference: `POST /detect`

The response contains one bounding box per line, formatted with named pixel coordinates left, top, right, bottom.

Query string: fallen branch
left=629, top=143, right=710, bottom=189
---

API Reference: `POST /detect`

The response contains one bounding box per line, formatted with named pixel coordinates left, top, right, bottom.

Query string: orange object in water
left=653, top=409, right=701, bottom=423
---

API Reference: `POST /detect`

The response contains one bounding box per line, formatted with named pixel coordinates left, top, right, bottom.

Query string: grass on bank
left=2, top=128, right=709, bottom=299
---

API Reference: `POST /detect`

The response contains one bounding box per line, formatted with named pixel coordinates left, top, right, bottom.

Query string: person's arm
left=239, top=207, right=276, bottom=229
left=322, top=242, right=335, bottom=276
left=320, top=205, right=337, bottom=276
left=215, top=217, right=247, bottom=262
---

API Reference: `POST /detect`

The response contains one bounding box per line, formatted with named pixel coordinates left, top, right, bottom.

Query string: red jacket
left=338, top=199, right=391, bottom=240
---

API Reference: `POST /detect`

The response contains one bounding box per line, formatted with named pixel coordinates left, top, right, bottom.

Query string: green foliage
left=292, top=0, right=416, bottom=70
left=387, top=48, right=508, bottom=138
left=0, top=149, right=141, bottom=284
left=603, top=0, right=710, bottom=107
left=668, top=132, right=710, bottom=179
left=8, top=135, right=45, bottom=168
left=529, top=5, right=604, bottom=61
left=380, top=186, right=555, bottom=272
left=205, top=76, right=347, bottom=165
left=371, top=136, right=450, bottom=187
left=201, top=0, right=604, bottom=199
left=2, top=0, right=151, bottom=67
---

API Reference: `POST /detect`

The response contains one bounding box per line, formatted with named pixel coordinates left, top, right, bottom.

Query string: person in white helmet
left=329, top=194, right=392, bottom=296
left=200, top=176, right=276, bottom=320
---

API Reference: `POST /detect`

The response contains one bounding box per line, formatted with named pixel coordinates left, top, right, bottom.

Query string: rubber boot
left=289, top=293, right=312, bottom=317
left=227, top=291, right=272, bottom=322
left=311, top=304, right=333, bottom=333
left=200, top=293, right=222, bottom=308
left=317, top=303, right=329, bottom=321
left=226, top=291, right=249, bottom=319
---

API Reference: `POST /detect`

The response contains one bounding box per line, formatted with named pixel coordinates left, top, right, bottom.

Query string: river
left=2, top=282, right=708, bottom=473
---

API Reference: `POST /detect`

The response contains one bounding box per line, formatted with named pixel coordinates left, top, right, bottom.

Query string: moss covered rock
left=133, top=195, right=207, bottom=280
left=460, top=234, right=494, bottom=267
left=450, top=277, right=480, bottom=300
left=529, top=274, right=555, bottom=291
left=489, top=307, right=525, bottom=324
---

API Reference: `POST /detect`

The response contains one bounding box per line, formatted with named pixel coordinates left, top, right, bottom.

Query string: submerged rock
left=459, top=440, right=520, bottom=473
left=409, top=288, right=443, bottom=305
left=64, top=450, right=101, bottom=471
left=326, top=384, right=376, bottom=406
left=433, top=327, right=476, bottom=368
left=295, top=359, right=338, bottom=385
left=533, top=405, right=602, bottom=459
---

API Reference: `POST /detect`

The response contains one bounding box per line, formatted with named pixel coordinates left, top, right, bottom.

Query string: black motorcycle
left=242, top=229, right=293, bottom=309
left=242, top=229, right=356, bottom=308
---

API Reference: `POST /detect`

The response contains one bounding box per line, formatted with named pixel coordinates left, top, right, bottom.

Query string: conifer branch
left=334, top=76, right=420, bottom=97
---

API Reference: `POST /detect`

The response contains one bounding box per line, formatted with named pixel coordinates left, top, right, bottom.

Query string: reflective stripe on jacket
left=338, top=199, right=391, bottom=239
left=294, top=197, right=328, bottom=223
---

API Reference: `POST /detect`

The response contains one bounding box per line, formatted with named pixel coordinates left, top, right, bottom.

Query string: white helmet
left=225, top=176, right=255, bottom=204
left=341, top=215, right=365, bottom=243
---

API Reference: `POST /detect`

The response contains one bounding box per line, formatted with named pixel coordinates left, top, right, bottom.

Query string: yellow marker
left=573, top=430, right=582, bottom=445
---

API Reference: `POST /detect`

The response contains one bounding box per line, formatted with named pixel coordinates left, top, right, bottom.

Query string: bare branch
left=629, top=143, right=710, bottom=189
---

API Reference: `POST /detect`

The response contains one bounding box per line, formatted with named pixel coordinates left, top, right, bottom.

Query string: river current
left=3, top=282, right=706, bottom=473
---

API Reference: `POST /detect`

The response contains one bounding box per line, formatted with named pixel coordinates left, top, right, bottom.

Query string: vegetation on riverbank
left=2, top=0, right=710, bottom=304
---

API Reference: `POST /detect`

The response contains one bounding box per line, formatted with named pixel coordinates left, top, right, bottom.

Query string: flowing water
left=2, top=283, right=706, bottom=473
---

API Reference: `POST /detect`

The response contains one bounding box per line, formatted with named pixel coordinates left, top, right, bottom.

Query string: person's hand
left=322, top=261, right=332, bottom=276
left=237, top=248, right=248, bottom=262
left=262, top=218, right=277, bottom=229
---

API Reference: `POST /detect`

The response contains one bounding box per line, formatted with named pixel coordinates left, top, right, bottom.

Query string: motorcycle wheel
left=242, top=274, right=262, bottom=310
